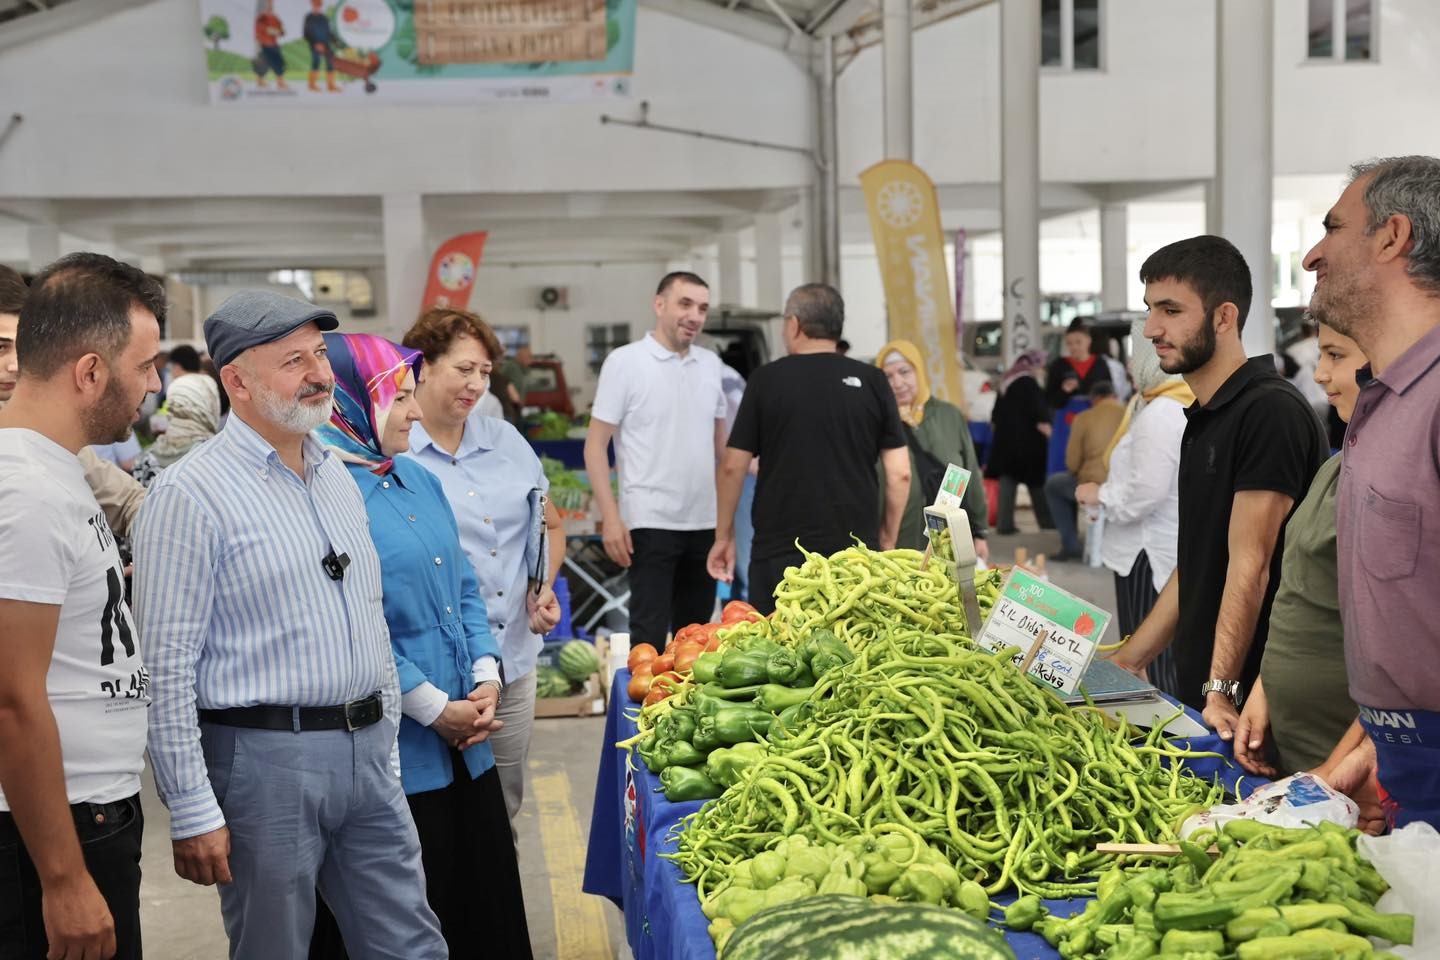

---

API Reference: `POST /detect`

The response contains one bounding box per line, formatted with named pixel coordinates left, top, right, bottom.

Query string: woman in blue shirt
left=402, top=309, right=565, bottom=830
left=314, top=332, right=531, bottom=958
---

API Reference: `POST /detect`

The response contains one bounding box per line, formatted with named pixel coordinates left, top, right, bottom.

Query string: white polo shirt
left=592, top=333, right=727, bottom=531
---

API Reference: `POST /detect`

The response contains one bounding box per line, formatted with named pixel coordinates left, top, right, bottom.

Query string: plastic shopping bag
left=1179, top=772, right=1359, bottom=838
left=1357, top=822, right=1440, bottom=958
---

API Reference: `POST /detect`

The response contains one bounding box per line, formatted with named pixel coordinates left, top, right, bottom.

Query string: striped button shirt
left=132, top=414, right=400, bottom=840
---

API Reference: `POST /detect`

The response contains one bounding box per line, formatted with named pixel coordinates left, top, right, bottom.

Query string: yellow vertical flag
left=859, top=160, right=966, bottom=416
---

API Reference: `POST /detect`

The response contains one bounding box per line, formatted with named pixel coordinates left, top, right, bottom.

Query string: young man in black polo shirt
left=1111, top=236, right=1326, bottom=740
left=707, top=283, right=911, bottom=614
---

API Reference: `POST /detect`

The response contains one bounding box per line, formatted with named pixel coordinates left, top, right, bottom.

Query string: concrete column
left=1100, top=202, right=1129, bottom=311
left=381, top=193, right=428, bottom=338
left=26, top=224, right=59, bottom=272
left=717, top=231, right=743, bottom=306
left=1000, top=0, right=1041, bottom=366
left=881, top=0, right=911, bottom=160
left=753, top=213, right=785, bottom=311
left=819, top=36, right=841, bottom=287
left=1215, top=0, right=1275, bottom=355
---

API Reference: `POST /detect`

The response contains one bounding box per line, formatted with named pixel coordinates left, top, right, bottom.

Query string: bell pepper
left=730, top=860, right=755, bottom=888
left=765, top=647, right=806, bottom=685
left=1295, top=859, right=1330, bottom=896
left=720, top=887, right=769, bottom=924
left=735, top=635, right=782, bottom=656
left=661, top=740, right=707, bottom=768
left=698, top=682, right=766, bottom=703
left=1227, top=907, right=1286, bottom=942
left=889, top=862, right=951, bottom=905
left=772, top=702, right=807, bottom=736
left=692, top=717, right=724, bottom=752
left=1103, top=934, right=1157, bottom=960
left=1160, top=930, right=1224, bottom=955
left=796, top=628, right=839, bottom=664
left=705, top=742, right=767, bottom=787
left=817, top=850, right=868, bottom=897
left=1097, top=864, right=1126, bottom=904
left=707, top=917, right=736, bottom=954
left=709, top=706, right=773, bottom=745
left=750, top=849, right=787, bottom=889
left=784, top=845, right=835, bottom=886
left=1340, top=897, right=1414, bottom=944
left=958, top=880, right=990, bottom=921
left=658, top=766, right=721, bottom=802
left=715, top=650, right=771, bottom=688
left=762, top=876, right=816, bottom=908
left=843, top=834, right=906, bottom=896
left=754, top=683, right=814, bottom=713
left=1004, top=894, right=1047, bottom=931
left=691, top=651, right=723, bottom=685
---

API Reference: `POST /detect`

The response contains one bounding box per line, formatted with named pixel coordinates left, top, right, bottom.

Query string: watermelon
left=557, top=640, right=601, bottom=682
left=722, top=895, right=1016, bottom=960
left=535, top=665, right=574, bottom=698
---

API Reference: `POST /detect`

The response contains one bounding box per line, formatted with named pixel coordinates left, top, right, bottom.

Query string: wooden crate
left=414, top=0, right=608, bottom=65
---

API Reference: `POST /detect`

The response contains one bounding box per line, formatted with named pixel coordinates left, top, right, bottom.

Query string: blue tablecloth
left=583, top=670, right=1251, bottom=960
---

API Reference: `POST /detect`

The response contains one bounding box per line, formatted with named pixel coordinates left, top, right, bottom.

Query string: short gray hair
left=784, top=283, right=844, bottom=341
left=1349, top=155, right=1440, bottom=297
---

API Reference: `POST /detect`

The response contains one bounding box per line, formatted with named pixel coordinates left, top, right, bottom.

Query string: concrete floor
left=135, top=515, right=1110, bottom=960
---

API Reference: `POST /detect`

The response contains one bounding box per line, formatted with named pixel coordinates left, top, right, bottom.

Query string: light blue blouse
left=348, top=456, right=501, bottom=795
left=406, top=413, right=549, bottom=683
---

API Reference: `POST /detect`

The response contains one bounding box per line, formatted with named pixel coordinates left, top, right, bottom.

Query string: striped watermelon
left=722, top=895, right=1016, bottom=960
left=557, top=640, right=600, bottom=682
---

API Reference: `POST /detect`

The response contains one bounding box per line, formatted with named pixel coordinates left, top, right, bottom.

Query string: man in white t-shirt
left=0, top=253, right=163, bottom=960
left=584, top=272, right=727, bottom=650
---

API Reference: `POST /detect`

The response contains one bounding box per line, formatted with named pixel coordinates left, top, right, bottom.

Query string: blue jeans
left=1044, top=472, right=1081, bottom=555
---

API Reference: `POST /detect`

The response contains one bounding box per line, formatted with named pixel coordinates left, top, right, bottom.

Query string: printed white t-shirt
left=591, top=333, right=727, bottom=531
left=0, top=428, right=150, bottom=808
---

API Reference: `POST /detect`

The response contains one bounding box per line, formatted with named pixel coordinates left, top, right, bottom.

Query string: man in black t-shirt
left=1111, top=236, right=1326, bottom=738
left=708, top=284, right=911, bottom=614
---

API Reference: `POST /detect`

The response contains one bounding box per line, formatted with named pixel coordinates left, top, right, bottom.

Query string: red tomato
left=672, top=642, right=703, bottom=674
left=627, top=671, right=653, bottom=702
left=627, top=643, right=658, bottom=672
left=721, top=600, right=761, bottom=625
left=673, top=624, right=705, bottom=646
left=652, top=652, right=675, bottom=675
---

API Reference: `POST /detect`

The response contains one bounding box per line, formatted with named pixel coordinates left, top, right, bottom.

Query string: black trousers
left=747, top=552, right=799, bottom=617
left=627, top=528, right=716, bottom=650
left=310, top=760, right=531, bottom=960
left=0, top=793, right=144, bottom=960
left=1112, top=550, right=1180, bottom=700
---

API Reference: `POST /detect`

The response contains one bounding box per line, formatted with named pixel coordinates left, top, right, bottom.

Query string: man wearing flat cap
left=132, top=293, right=445, bottom=958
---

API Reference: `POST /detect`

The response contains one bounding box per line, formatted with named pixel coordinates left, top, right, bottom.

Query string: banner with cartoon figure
left=201, top=0, right=636, bottom=103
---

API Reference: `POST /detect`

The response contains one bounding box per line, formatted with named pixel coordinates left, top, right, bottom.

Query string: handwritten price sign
left=974, top=567, right=1111, bottom=695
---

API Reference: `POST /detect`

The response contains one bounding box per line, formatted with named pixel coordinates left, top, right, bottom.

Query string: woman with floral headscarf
left=310, top=333, right=531, bottom=959
left=986, top=349, right=1055, bottom=535
left=875, top=339, right=989, bottom=561
left=131, top=372, right=221, bottom=487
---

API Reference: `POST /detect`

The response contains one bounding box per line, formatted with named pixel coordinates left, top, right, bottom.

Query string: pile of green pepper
left=1004, top=819, right=1413, bottom=959
left=636, top=629, right=851, bottom=802
left=669, top=629, right=1227, bottom=902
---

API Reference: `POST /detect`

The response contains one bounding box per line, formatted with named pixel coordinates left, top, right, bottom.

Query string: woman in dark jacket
left=987, top=349, right=1055, bottom=535
left=1045, top=318, right=1113, bottom=411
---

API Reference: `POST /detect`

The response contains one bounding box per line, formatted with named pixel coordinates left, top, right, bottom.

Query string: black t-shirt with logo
left=1174, top=356, right=1328, bottom=710
left=728, top=352, right=907, bottom=562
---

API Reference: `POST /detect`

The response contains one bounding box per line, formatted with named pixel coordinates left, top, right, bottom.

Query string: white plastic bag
left=1179, top=772, right=1359, bottom=838
left=1357, top=822, right=1440, bottom=958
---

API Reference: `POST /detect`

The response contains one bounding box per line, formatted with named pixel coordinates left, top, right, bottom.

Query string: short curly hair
left=402, top=307, right=504, bottom=367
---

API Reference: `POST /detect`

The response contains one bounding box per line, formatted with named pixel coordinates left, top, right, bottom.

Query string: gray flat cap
left=204, top=291, right=339, bottom=369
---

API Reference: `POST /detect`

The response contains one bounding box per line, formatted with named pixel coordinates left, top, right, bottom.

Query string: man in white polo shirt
left=585, top=272, right=727, bottom=651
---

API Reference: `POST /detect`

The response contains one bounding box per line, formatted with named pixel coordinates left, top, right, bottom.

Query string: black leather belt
left=198, top=692, right=382, bottom=732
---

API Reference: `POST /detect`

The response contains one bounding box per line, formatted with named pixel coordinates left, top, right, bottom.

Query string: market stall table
left=583, top=669, right=1254, bottom=960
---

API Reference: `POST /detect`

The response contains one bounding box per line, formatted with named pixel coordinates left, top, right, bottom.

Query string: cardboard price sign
left=974, top=566, right=1111, bottom=695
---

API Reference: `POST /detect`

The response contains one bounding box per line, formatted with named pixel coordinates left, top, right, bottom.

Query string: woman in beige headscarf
left=876, top=339, right=990, bottom=562
left=131, top=372, right=221, bottom=487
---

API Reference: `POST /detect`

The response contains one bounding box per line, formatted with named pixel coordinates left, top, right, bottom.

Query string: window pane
left=1073, top=0, right=1099, bottom=69
left=1345, top=0, right=1372, bottom=60
left=1041, top=0, right=1062, bottom=66
left=1307, top=0, right=1334, bottom=58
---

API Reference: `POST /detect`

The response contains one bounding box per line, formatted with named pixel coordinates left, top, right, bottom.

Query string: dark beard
left=84, top=375, right=136, bottom=445
left=1158, top=309, right=1218, bottom=375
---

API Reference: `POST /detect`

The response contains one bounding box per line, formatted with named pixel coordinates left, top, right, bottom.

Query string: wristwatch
left=1200, top=679, right=1243, bottom=709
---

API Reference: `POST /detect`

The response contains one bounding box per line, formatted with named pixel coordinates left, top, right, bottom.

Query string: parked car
left=522, top=356, right=575, bottom=417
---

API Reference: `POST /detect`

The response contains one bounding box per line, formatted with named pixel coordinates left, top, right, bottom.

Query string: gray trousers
left=200, top=720, right=446, bottom=960
left=489, top=669, right=537, bottom=841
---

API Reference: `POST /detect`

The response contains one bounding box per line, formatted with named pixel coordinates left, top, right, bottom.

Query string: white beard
left=251, top=378, right=333, bottom=435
